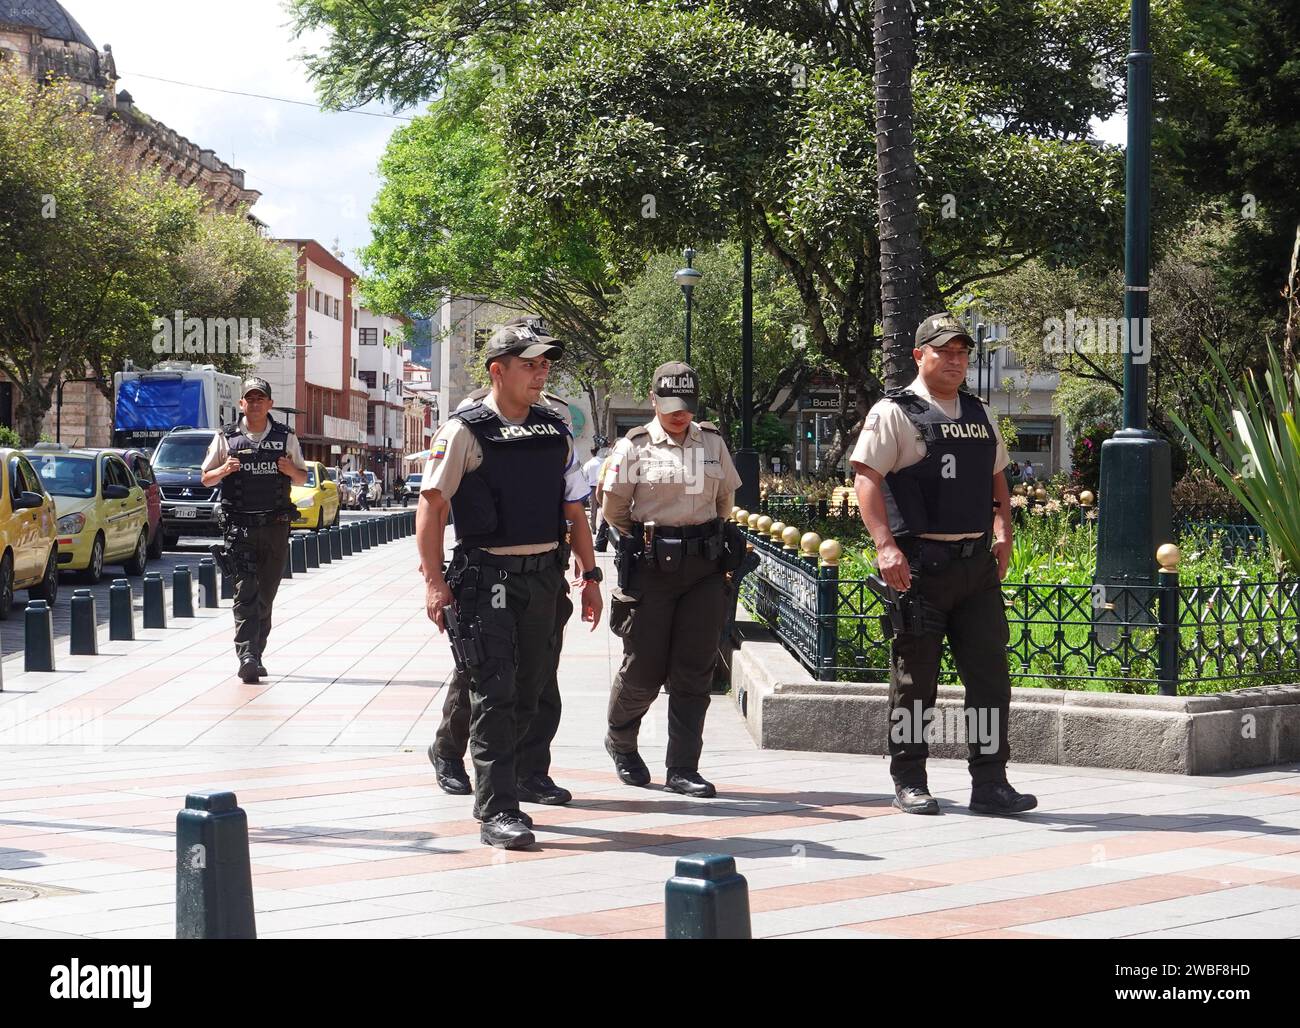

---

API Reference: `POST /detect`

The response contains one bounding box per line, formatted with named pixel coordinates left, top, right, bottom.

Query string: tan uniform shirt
left=849, top=380, right=1009, bottom=542
left=602, top=419, right=743, bottom=533
left=201, top=417, right=308, bottom=474
left=421, top=393, right=589, bottom=555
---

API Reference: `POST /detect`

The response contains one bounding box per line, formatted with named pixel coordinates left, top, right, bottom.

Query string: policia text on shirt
left=851, top=313, right=1037, bottom=818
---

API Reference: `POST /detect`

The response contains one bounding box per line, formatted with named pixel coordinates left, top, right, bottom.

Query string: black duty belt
left=461, top=548, right=562, bottom=574
left=224, top=510, right=292, bottom=527
left=900, top=532, right=991, bottom=559
left=635, top=520, right=723, bottom=540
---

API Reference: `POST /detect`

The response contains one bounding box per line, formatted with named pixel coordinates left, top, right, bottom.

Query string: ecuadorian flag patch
left=433, top=440, right=448, bottom=461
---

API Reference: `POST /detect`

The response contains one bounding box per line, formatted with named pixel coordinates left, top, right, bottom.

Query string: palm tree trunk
left=874, top=0, right=923, bottom=391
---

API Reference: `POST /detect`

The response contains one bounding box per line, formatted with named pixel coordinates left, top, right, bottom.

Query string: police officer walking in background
left=426, top=371, right=579, bottom=810
left=601, top=362, right=743, bottom=798
left=202, top=378, right=309, bottom=684
left=851, top=313, right=1036, bottom=817
left=416, top=322, right=602, bottom=849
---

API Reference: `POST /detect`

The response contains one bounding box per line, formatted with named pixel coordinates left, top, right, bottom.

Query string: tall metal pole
left=735, top=238, right=759, bottom=507
left=684, top=289, right=693, bottom=365
left=1095, top=0, right=1171, bottom=592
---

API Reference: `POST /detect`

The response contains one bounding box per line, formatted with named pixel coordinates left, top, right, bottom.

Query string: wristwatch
left=582, top=567, right=604, bottom=584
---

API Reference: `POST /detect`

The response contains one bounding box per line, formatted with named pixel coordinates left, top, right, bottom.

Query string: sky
left=72, top=0, right=412, bottom=272
left=67, top=1, right=1128, bottom=274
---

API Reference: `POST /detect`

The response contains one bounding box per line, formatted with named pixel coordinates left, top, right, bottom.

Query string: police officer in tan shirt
left=601, top=362, right=742, bottom=798
left=426, top=375, right=581, bottom=810
left=852, top=313, right=1036, bottom=817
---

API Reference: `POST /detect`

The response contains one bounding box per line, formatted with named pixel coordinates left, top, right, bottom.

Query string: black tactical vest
left=220, top=416, right=296, bottom=515
left=449, top=402, right=569, bottom=549
left=882, top=389, right=997, bottom=537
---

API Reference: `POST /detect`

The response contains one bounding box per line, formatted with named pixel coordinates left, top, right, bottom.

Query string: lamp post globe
left=674, top=248, right=702, bottom=363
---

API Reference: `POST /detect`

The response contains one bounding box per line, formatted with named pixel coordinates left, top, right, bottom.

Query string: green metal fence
left=734, top=517, right=1300, bottom=695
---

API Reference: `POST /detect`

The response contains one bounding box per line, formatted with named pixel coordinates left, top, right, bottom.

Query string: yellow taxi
left=291, top=461, right=341, bottom=532
left=1, top=448, right=60, bottom=617
left=25, top=447, right=150, bottom=584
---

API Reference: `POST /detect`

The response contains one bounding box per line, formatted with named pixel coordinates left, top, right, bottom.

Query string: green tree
left=607, top=242, right=810, bottom=440
left=0, top=68, right=293, bottom=444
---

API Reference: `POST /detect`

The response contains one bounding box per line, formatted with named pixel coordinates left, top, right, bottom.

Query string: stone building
left=0, top=0, right=261, bottom=443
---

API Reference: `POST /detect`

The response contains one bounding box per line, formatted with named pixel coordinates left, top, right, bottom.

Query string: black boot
left=473, top=804, right=533, bottom=828
left=969, top=781, right=1037, bottom=816
left=893, top=783, right=940, bottom=815
left=238, top=658, right=261, bottom=684
left=480, top=811, right=535, bottom=850
left=605, top=737, right=651, bottom=787
left=664, top=768, right=716, bottom=798
left=517, top=774, right=572, bottom=805
left=427, top=745, right=472, bottom=795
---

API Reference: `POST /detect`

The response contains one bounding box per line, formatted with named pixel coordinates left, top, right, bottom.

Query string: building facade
left=355, top=310, right=409, bottom=491
left=254, top=240, right=369, bottom=470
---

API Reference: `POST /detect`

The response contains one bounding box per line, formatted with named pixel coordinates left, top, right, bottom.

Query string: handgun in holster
left=866, top=574, right=948, bottom=639
left=610, top=525, right=645, bottom=593
left=442, top=554, right=487, bottom=672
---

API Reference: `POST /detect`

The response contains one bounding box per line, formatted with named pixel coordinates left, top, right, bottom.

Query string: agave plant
left=1169, top=340, right=1300, bottom=576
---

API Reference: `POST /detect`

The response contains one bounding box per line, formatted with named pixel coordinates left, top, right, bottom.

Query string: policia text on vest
left=850, top=313, right=1038, bottom=819
left=415, top=330, right=602, bottom=851
left=201, top=379, right=309, bottom=685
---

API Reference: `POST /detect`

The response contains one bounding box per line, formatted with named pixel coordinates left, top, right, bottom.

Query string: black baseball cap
left=652, top=361, right=699, bottom=414
left=242, top=377, right=272, bottom=399
left=915, top=312, right=975, bottom=349
left=482, top=320, right=563, bottom=368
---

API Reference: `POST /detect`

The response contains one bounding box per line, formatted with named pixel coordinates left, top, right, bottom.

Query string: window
left=366, top=407, right=376, bottom=434
left=105, top=459, right=132, bottom=491
left=130, top=457, right=155, bottom=486
left=359, top=371, right=377, bottom=389
left=359, top=328, right=378, bottom=346
left=352, top=359, right=358, bottom=379
left=383, top=373, right=390, bottom=391
left=334, top=298, right=340, bottom=320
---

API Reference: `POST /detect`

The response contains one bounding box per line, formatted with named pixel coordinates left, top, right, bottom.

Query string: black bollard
left=24, top=600, right=56, bottom=672
left=368, top=519, right=379, bottom=548
left=283, top=546, right=293, bottom=579
left=198, top=559, right=220, bottom=608
left=143, top=572, right=167, bottom=629
left=305, top=532, right=320, bottom=569
left=69, top=589, right=98, bottom=656
left=356, top=522, right=369, bottom=551
left=318, top=529, right=332, bottom=564
left=664, top=854, right=751, bottom=939
left=340, top=523, right=353, bottom=557
left=176, top=790, right=256, bottom=940
left=173, top=566, right=195, bottom=618
left=329, top=526, right=343, bottom=561
left=291, top=534, right=307, bottom=574
left=379, top=516, right=389, bottom=544
left=109, top=579, right=135, bottom=641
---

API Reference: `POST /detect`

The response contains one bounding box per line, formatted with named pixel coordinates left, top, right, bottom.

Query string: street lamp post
left=674, top=248, right=701, bottom=364
left=735, top=238, right=760, bottom=507
left=1095, top=0, right=1172, bottom=592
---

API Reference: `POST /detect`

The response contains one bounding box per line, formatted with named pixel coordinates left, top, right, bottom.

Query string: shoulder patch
left=452, top=401, right=496, bottom=425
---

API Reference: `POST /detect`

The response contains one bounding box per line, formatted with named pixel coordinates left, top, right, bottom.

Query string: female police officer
left=600, top=362, right=742, bottom=798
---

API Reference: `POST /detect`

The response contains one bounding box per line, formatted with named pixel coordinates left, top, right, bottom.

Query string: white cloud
left=69, top=0, right=410, bottom=267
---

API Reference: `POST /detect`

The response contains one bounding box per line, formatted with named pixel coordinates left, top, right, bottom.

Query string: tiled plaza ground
left=1, top=512, right=1298, bottom=939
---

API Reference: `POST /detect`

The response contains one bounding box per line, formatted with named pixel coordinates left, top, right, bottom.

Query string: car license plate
left=175, top=506, right=197, bottom=519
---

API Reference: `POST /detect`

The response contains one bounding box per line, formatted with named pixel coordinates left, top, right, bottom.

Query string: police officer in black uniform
left=851, top=313, right=1036, bottom=816
left=426, top=379, right=577, bottom=807
left=202, top=378, right=309, bottom=683
left=416, top=323, right=602, bottom=849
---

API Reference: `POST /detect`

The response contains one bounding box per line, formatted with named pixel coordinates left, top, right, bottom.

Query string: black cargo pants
left=229, top=518, right=291, bottom=664
left=433, top=587, right=574, bottom=778
left=606, top=553, right=729, bottom=770
left=452, top=560, right=564, bottom=818
left=888, top=543, right=1012, bottom=788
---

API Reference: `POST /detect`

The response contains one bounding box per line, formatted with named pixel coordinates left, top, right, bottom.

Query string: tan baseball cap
left=652, top=361, right=699, bottom=414
left=915, top=312, right=974, bottom=349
